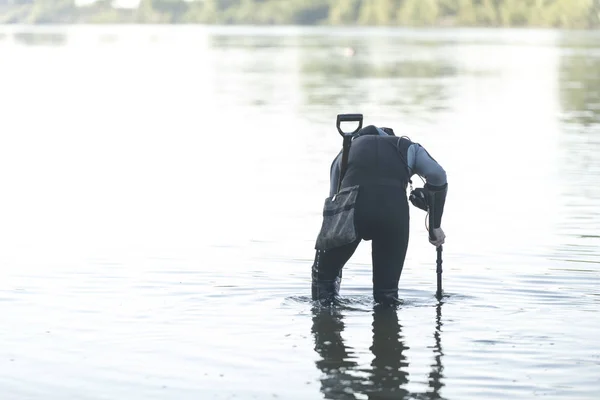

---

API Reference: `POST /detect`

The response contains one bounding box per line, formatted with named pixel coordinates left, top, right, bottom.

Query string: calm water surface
left=0, top=25, right=599, bottom=400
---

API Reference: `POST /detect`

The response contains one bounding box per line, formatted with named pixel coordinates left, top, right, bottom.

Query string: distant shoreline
left=0, top=23, right=597, bottom=32
left=2, top=0, right=598, bottom=29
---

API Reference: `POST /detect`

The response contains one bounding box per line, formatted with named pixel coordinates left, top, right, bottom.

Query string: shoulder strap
left=396, top=136, right=413, bottom=181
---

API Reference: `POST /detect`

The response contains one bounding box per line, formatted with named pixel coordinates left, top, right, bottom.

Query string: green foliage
left=328, top=0, right=361, bottom=25
left=151, top=0, right=189, bottom=22
left=357, top=0, right=399, bottom=25
left=25, top=0, right=77, bottom=23
left=476, top=0, right=499, bottom=26
left=397, top=0, right=440, bottom=26
left=1, top=0, right=599, bottom=28
left=0, top=4, right=32, bottom=23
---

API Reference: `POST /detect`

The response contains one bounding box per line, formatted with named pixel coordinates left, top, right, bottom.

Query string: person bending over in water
left=311, top=125, right=448, bottom=305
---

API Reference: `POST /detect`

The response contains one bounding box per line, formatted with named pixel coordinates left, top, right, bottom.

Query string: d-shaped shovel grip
left=336, top=114, right=363, bottom=137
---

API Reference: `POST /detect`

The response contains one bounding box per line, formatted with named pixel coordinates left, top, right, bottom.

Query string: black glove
left=409, top=188, right=429, bottom=212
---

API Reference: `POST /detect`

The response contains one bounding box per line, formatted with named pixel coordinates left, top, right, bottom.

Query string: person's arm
left=407, top=143, right=448, bottom=236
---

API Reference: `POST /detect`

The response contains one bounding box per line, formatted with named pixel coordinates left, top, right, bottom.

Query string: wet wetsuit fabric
left=312, top=125, right=447, bottom=304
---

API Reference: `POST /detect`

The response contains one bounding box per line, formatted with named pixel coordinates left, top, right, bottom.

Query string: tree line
left=1, top=0, right=599, bottom=28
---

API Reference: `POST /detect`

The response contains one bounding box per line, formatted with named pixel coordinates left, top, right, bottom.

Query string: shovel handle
left=336, top=114, right=363, bottom=137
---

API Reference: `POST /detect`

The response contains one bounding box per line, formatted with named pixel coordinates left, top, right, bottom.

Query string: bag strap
left=336, top=135, right=352, bottom=194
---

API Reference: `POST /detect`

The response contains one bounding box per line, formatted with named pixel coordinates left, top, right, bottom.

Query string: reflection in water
left=367, top=306, right=410, bottom=399
left=296, top=34, right=456, bottom=112
left=559, top=46, right=600, bottom=126
left=207, top=32, right=301, bottom=109
left=312, top=307, right=361, bottom=399
left=208, top=33, right=297, bottom=49
left=311, top=304, right=445, bottom=399
left=12, top=32, right=68, bottom=46
left=428, top=303, right=445, bottom=400
left=553, top=35, right=600, bottom=265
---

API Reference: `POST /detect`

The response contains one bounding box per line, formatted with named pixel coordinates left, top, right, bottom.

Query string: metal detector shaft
left=436, top=245, right=443, bottom=298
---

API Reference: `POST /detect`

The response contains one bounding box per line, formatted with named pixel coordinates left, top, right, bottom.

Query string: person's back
left=341, top=134, right=411, bottom=190
left=312, top=124, right=447, bottom=305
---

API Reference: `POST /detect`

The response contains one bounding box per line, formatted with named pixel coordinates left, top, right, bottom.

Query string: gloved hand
left=429, top=227, right=445, bottom=247
left=409, top=188, right=429, bottom=212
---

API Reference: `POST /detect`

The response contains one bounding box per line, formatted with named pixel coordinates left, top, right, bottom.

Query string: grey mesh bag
left=314, top=114, right=364, bottom=251
left=315, top=185, right=359, bottom=251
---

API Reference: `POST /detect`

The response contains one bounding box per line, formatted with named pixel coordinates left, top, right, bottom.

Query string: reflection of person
left=311, top=304, right=446, bottom=400
left=311, top=309, right=360, bottom=399
left=312, top=125, right=448, bottom=305
left=366, top=307, right=410, bottom=398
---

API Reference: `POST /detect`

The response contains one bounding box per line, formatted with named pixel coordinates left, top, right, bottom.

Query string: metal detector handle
left=336, top=114, right=363, bottom=137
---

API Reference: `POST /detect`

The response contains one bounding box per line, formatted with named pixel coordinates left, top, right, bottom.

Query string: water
left=0, top=25, right=599, bottom=400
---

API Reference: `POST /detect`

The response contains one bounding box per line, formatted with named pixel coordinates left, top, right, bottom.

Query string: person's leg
left=311, top=240, right=360, bottom=303
left=371, top=196, right=410, bottom=305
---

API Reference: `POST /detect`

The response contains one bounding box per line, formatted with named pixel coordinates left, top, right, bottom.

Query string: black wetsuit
left=311, top=125, right=448, bottom=305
